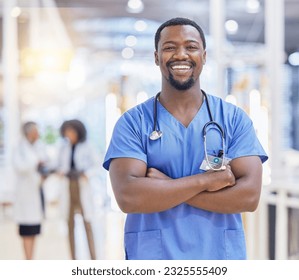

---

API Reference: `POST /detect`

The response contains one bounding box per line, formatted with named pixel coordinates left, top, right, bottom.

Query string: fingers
left=146, top=167, right=153, bottom=177
left=147, top=167, right=160, bottom=178
left=147, top=168, right=170, bottom=180
left=225, top=165, right=235, bottom=186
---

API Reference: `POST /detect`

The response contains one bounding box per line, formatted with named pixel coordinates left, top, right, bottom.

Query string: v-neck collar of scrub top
left=156, top=97, right=208, bottom=130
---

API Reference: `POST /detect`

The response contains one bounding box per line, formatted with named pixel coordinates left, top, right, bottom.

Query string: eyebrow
left=162, top=40, right=201, bottom=45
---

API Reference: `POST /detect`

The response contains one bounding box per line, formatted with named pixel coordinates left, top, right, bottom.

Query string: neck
left=158, top=87, right=205, bottom=128
left=159, top=86, right=204, bottom=110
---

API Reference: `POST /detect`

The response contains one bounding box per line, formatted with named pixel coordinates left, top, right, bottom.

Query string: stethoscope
left=149, top=90, right=226, bottom=171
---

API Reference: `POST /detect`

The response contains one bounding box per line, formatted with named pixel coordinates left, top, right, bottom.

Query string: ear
left=154, top=51, right=159, bottom=66
left=202, top=50, right=207, bottom=65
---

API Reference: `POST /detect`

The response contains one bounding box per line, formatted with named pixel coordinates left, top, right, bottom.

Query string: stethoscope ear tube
left=203, top=121, right=225, bottom=139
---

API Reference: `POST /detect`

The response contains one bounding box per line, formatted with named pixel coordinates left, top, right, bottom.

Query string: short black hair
left=154, top=17, right=206, bottom=51
left=60, top=119, right=87, bottom=143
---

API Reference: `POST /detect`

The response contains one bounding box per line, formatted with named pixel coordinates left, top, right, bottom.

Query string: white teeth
left=172, top=65, right=191, bottom=70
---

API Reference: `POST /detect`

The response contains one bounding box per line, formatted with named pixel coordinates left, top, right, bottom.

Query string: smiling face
left=155, top=24, right=206, bottom=91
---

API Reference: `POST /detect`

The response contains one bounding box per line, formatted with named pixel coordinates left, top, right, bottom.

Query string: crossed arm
left=109, top=156, right=262, bottom=214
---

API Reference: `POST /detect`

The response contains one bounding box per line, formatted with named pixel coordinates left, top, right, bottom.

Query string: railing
left=246, top=180, right=299, bottom=260
left=266, top=182, right=299, bottom=259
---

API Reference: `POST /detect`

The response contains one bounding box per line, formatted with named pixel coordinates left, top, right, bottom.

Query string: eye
left=186, top=45, right=199, bottom=51
left=163, top=46, right=175, bottom=51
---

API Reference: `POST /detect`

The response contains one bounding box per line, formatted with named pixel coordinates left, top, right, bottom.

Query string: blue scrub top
left=103, top=93, right=268, bottom=260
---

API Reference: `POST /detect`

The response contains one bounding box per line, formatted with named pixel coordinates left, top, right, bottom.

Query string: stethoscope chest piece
left=149, top=130, right=162, bottom=140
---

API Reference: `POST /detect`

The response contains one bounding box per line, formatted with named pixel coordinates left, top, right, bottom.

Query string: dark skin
left=109, top=24, right=263, bottom=214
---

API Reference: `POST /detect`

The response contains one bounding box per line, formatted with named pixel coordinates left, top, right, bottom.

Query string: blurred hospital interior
left=1, top=0, right=299, bottom=260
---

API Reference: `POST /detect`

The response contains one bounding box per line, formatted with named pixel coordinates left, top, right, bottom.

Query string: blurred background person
left=12, top=121, right=50, bottom=260
left=56, top=119, right=98, bottom=260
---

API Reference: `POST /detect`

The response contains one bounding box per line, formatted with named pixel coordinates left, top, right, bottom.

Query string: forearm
left=112, top=174, right=207, bottom=214
left=186, top=177, right=261, bottom=213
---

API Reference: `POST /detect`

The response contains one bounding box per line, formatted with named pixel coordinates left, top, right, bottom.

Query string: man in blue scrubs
left=103, top=17, right=268, bottom=259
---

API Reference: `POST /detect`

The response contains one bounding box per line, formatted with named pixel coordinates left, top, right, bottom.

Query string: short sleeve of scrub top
left=103, top=110, right=146, bottom=170
left=224, top=106, right=268, bottom=163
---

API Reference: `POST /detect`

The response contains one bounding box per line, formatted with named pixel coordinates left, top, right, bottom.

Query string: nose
left=173, top=46, right=189, bottom=59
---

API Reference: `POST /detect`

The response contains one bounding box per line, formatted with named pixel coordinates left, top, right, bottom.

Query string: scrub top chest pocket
left=200, top=124, right=230, bottom=171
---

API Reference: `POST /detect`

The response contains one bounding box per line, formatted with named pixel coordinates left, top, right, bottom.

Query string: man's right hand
left=204, top=164, right=235, bottom=192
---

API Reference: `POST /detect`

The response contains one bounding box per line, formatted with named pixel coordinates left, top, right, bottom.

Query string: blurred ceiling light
left=127, top=0, right=144, bottom=13
left=225, top=20, right=239, bottom=35
left=11, top=6, right=21, bottom=18
left=246, top=0, right=260, bottom=14
left=122, top=47, right=134, bottom=59
left=134, top=20, right=147, bottom=32
left=41, top=53, right=61, bottom=70
left=21, top=48, right=73, bottom=76
left=289, top=51, right=299, bottom=66
left=125, top=35, right=137, bottom=47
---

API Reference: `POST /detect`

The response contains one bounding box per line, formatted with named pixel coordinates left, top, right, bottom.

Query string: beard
left=169, top=73, right=195, bottom=90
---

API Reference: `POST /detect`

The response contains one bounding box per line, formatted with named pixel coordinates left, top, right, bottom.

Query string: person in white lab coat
left=57, top=119, right=98, bottom=260
left=13, top=121, right=49, bottom=260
